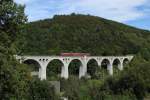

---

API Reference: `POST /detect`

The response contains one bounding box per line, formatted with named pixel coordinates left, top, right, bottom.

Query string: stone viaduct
left=15, top=55, right=134, bottom=80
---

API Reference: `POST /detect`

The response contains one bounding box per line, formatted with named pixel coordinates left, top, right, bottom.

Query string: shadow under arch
left=46, top=59, right=64, bottom=80
left=123, top=58, right=130, bottom=67
left=101, top=59, right=110, bottom=73
left=23, top=59, right=41, bottom=77
left=101, top=59, right=110, bottom=69
left=113, top=58, right=121, bottom=75
left=87, top=58, right=99, bottom=78
left=68, top=59, right=83, bottom=78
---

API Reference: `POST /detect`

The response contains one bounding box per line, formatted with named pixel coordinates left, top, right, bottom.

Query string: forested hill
left=22, top=14, right=150, bottom=57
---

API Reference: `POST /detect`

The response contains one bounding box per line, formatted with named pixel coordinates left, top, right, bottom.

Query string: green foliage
left=99, top=57, right=150, bottom=100
left=0, top=55, right=31, bottom=99
left=68, top=60, right=81, bottom=76
left=22, top=14, right=150, bottom=56
left=61, top=76, right=80, bottom=100
left=0, top=0, right=29, bottom=99
left=61, top=77, right=137, bottom=100
left=28, top=78, right=59, bottom=100
left=60, top=55, right=150, bottom=100
left=0, top=0, right=26, bottom=50
left=0, top=0, right=59, bottom=99
left=87, top=59, right=99, bottom=78
left=140, top=48, right=150, bottom=61
left=47, top=60, right=62, bottom=80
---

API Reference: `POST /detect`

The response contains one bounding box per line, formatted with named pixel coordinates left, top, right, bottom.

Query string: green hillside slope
left=17, top=14, right=150, bottom=99
left=21, top=14, right=150, bottom=57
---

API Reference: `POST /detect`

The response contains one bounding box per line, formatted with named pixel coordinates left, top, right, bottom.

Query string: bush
left=0, top=55, right=31, bottom=99
left=28, top=78, right=59, bottom=100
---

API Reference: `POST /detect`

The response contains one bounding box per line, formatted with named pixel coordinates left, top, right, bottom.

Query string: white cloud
left=14, top=0, right=28, bottom=4
left=57, top=0, right=147, bottom=22
left=14, top=0, right=148, bottom=22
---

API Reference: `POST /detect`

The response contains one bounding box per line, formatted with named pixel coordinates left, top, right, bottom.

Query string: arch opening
left=101, top=59, right=110, bottom=77
left=113, top=59, right=121, bottom=75
left=68, top=59, right=83, bottom=78
left=101, top=59, right=110, bottom=69
left=123, top=58, right=129, bottom=68
left=46, top=59, right=64, bottom=80
left=23, top=59, right=41, bottom=77
left=87, top=59, right=99, bottom=79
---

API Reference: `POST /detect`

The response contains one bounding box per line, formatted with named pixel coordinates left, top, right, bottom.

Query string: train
left=60, top=53, right=90, bottom=56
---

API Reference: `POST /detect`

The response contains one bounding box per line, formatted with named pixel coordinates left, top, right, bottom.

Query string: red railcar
left=60, top=53, right=90, bottom=56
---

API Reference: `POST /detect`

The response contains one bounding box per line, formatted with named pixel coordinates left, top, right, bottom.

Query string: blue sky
left=14, top=0, right=150, bottom=30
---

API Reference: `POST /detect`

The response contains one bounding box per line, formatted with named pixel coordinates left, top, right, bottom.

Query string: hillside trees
left=23, top=14, right=150, bottom=56
left=0, top=0, right=59, bottom=99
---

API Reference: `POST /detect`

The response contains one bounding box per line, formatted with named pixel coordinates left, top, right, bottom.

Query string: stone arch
left=123, top=58, right=130, bottom=67
left=113, top=58, right=121, bottom=69
left=23, top=59, right=41, bottom=77
left=112, top=58, right=121, bottom=74
left=46, top=59, right=64, bottom=80
left=87, top=58, right=99, bottom=78
left=101, top=58, right=111, bottom=74
left=101, top=59, right=110, bottom=69
left=68, top=59, right=83, bottom=78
